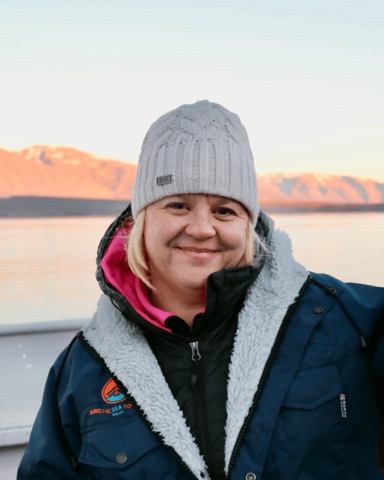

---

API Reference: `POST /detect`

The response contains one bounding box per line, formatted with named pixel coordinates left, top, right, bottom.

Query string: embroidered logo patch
left=156, top=174, right=173, bottom=186
left=102, top=378, right=127, bottom=404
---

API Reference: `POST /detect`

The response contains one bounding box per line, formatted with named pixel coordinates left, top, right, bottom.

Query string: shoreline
left=0, top=196, right=383, bottom=217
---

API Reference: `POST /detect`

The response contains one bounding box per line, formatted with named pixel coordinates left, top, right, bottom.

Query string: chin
left=176, top=268, right=218, bottom=290
left=179, top=277, right=207, bottom=290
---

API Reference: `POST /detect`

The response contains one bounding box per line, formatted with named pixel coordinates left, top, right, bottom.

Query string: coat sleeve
left=17, top=349, right=85, bottom=480
left=370, top=316, right=384, bottom=467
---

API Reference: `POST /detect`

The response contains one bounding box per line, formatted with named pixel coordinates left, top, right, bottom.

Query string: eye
left=166, top=202, right=187, bottom=211
left=215, top=207, right=236, bottom=216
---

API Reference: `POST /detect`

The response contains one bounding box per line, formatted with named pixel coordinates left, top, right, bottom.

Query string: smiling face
left=143, top=194, right=250, bottom=294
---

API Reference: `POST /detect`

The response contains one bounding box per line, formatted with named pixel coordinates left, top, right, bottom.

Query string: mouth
left=176, top=246, right=219, bottom=260
left=181, top=247, right=217, bottom=252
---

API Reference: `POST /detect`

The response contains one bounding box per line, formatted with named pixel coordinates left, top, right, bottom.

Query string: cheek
left=223, top=229, right=247, bottom=254
left=144, top=219, right=177, bottom=261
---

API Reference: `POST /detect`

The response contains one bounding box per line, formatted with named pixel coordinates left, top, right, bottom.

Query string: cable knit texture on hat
left=132, top=100, right=259, bottom=226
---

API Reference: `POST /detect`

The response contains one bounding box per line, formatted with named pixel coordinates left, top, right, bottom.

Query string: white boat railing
left=0, top=318, right=89, bottom=337
left=0, top=319, right=89, bottom=449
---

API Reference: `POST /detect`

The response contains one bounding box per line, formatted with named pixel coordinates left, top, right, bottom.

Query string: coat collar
left=83, top=228, right=309, bottom=479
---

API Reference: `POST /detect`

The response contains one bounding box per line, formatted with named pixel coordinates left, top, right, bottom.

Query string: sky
left=1, top=0, right=383, bottom=180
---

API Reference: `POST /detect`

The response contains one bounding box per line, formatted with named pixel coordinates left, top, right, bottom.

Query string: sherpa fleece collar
left=83, top=228, right=308, bottom=479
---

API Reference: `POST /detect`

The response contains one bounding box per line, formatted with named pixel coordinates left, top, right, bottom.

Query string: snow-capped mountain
left=1, top=146, right=383, bottom=205
left=0, top=145, right=137, bottom=200
left=258, top=173, right=384, bottom=205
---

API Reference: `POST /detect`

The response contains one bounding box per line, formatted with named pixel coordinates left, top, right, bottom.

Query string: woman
left=19, top=101, right=384, bottom=479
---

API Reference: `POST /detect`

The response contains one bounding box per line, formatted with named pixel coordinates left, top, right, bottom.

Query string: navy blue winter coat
left=18, top=228, right=384, bottom=479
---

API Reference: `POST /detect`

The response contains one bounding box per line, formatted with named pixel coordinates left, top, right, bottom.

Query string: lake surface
left=0, top=213, right=383, bottom=325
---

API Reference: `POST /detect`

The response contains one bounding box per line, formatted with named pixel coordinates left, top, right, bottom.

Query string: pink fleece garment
left=101, top=225, right=192, bottom=332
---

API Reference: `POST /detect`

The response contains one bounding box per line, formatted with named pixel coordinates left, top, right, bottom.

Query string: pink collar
left=100, top=225, right=175, bottom=332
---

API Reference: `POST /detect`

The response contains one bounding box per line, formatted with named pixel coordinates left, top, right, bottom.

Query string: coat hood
left=95, top=203, right=275, bottom=335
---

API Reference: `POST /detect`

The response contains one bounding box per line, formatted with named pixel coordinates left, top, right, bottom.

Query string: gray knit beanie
left=131, top=100, right=259, bottom=227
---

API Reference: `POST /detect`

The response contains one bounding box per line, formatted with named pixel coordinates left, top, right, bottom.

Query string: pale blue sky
left=1, top=0, right=383, bottom=179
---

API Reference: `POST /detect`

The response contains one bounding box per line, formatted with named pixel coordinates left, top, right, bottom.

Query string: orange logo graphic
left=102, top=378, right=127, bottom=404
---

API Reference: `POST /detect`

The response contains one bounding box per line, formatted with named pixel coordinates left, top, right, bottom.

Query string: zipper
left=226, top=275, right=313, bottom=477
left=190, top=341, right=202, bottom=361
left=77, top=331, right=199, bottom=479
left=189, top=340, right=214, bottom=478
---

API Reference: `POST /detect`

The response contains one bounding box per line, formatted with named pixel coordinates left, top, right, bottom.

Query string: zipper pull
left=189, top=341, right=201, bottom=361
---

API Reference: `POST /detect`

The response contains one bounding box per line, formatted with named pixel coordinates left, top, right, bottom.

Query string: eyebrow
left=163, top=195, right=242, bottom=209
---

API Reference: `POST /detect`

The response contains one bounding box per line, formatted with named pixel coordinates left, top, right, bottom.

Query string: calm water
left=0, top=213, right=383, bottom=325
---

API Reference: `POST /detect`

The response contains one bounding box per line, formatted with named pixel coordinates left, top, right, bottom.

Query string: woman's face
left=144, top=194, right=249, bottom=292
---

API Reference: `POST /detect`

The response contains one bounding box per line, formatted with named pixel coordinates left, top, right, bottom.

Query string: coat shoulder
left=309, top=272, right=384, bottom=346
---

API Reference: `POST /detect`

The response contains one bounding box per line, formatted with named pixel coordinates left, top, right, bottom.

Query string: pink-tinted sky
left=1, top=0, right=383, bottom=180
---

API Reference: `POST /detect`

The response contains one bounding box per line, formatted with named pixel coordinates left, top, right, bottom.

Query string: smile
left=176, top=247, right=219, bottom=259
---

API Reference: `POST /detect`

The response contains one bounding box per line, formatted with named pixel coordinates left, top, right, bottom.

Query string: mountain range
left=1, top=145, right=384, bottom=206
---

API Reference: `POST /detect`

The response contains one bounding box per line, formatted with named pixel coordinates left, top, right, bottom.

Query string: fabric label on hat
left=157, top=174, right=173, bottom=186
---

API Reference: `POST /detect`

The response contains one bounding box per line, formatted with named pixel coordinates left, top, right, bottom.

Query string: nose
left=184, top=209, right=216, bottom=240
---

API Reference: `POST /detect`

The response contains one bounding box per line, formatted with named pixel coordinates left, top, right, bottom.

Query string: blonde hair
left=126, top=209, right=267, bottom=289
left=126, top=210, right=152, bottom=289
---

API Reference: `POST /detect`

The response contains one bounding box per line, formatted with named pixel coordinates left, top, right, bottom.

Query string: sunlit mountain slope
left=1, top=146, right=383, bottom=204
left=0, top=145, right=137, bottom=200
left=259, top=173, right=384, bottom=205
